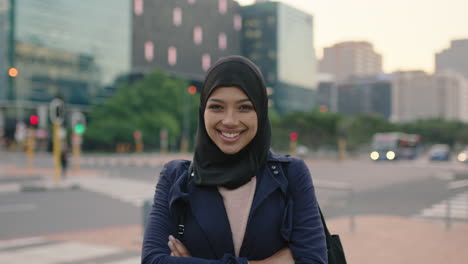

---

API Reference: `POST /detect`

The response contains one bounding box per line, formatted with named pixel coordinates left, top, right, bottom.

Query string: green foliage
left=271, top=111, right=342, bottom=151
left=83, top=70, right=198, bottom=151
left=399, top=119, right=468, bottom=147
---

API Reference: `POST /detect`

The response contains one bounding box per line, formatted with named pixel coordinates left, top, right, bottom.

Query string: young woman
left=142, top=56, right=327, bottom=264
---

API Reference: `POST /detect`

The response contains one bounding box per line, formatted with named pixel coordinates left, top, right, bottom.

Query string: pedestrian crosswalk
left=414, top=191, right=468, bottom=221
left=0, top=237, right=140, bottom=264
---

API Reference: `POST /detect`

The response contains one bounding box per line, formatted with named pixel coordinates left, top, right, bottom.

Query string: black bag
left=318, top=207, right=347, bottom=264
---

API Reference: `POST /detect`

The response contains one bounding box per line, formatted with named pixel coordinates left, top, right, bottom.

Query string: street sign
left=49, top=98, right=65, bottom=124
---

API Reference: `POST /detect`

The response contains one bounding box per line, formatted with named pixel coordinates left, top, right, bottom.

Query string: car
left=428, top=144, right=451, bottom=161
left=457, top=148, right=468, bottom=163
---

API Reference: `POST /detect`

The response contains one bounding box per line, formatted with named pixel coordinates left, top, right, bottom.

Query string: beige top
left=218, top=176, right=257, bottom=257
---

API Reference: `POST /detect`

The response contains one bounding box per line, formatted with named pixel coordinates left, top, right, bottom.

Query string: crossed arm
left=168, top=235, right=294, bottom=264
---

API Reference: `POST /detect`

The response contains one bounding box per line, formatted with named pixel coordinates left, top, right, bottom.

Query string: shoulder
left=159, top=159, right=191, bottom=183
left=267, top=151, right=308, bottom=172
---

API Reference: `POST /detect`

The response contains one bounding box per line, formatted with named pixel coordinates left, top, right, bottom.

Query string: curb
left=20, top=183, right=81, bottom=192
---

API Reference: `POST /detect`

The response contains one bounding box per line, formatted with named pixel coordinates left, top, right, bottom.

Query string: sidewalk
left=327, top=215, right=468, bottom=264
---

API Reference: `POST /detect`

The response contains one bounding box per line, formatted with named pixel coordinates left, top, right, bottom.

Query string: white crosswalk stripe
left=414, top=191, right=468, bottom=220
left=0, top=183, right=21, bottom=194
left=68, top=176, right=154, bottom=207
left=0, top=237, right=139, bottom=264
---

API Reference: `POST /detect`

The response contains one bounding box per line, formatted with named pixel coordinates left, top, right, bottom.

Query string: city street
left=1, top=151, right=468, bottom=263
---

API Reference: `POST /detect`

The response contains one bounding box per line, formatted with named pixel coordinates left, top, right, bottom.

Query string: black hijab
left=192, top=55, right=271, bottom=189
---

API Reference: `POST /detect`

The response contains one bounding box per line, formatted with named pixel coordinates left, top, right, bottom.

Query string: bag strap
left=176, top=162, right=192, bottom=241
left=271, top=160, right=333, bottom=246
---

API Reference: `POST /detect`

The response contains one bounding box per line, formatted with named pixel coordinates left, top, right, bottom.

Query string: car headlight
left=458, top=153, right=467, bottom=162
left=386, top=151, right=396, bottom=160
left=370, top=151, right=379, bottom=160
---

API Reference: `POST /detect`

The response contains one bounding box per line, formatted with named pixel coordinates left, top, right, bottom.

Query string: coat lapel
left=189, top=183, right=235, bottom=258
left=250, top=160, right=289, bottom=216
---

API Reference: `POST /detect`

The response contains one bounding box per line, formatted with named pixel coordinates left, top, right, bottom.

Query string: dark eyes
left=207, top=104, right=254, bottom=112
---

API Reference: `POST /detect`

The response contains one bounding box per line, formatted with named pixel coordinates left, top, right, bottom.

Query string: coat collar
left=168, top=151, right=291, bottom=257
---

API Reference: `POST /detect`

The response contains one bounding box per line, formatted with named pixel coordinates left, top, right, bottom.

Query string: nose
left=221, top=109, right=239, bottom=127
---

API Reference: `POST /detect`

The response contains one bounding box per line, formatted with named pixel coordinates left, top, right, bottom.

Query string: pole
left=8, top=0, right=15, bottom=100
left=53, top=122, right=61, bottom=183
left=72, top=132, right=81, bottom=174
left=26, top=126, right=35, bottom=170
left=289, top=140, right=297, bottom=156
left=181, top=89, right=189, bottom=153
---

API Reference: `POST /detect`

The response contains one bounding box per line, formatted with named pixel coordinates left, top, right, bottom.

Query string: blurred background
left=1, top=0, right=467, bottom=263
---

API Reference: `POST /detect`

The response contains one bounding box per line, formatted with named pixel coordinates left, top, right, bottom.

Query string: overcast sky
left=237, top=0, right=468, bottom=73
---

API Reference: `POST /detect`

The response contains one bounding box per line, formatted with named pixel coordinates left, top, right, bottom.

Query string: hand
left=250, top=248, right=294, bottom=264
left=168, top=235, right=192, bottom=257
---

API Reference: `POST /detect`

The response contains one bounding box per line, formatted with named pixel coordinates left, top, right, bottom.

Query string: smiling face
left=204, top=86, right=258, bottom=155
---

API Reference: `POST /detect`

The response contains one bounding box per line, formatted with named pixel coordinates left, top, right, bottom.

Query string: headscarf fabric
left=192, top=55, right=271, bottom=189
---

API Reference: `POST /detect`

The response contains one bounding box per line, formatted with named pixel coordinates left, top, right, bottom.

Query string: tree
left=83, top=70, right=198, bottom=151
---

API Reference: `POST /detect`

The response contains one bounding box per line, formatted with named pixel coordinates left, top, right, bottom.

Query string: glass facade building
left=3, top=0, right=131, bottom=106
left=242, top=2, right=317, bottom=115
left=0, top=0, right=8, bottom=101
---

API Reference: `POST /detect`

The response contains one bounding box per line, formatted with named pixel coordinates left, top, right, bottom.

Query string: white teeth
left=221, top=132, right=240, bottom=138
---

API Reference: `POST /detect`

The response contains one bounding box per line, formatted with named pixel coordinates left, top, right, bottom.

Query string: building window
left=193, top=26, right=203, bottom=45
left=218, top=33, right=227, bottom=50
left=234, top=14, right=242, bottom=31
left=168, top=46, right=177, bottom=65
left=188, top=0, right=196, bottom=4
left=134, top=0, right=143, bottom=16
left=173, top=7, right=182, bottom=26
left=144, top=41, right=154, bottom=61
left=202, top=54, right=211, bottom=71
left=219, top=0, right=227, bottom=14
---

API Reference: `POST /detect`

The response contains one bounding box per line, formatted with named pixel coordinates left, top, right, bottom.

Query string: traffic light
left=71, top=112, right=86, bottom=134
left=289, top=132, right=298, bottom=141
left=29, top=115, right=39, bottom=127
left=8, top=67, right=18, bottom=78
left=188, top=85, right=197, bottom=95
left=74, top=124, right=85, bottom=134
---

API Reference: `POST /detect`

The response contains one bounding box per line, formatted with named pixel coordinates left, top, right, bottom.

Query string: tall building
left=391, top=71, right=468, bottom=122
left=319, top=41, right=382, bottom=82
left=1, top=0, right=131, bottom=106
left=241, top=1, right=317, bottom=114
left=132, top=0, right=242, bottom=82
left=436, top=38, right=468, bottom=79
left=335, top=75, right=391, bottom=119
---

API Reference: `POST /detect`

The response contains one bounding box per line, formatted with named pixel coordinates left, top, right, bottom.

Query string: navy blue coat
left=142, top=152, right=327, bottom=264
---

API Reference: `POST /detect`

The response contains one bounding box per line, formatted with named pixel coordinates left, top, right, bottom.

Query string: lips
left=218, top=130, right=242, bottom=143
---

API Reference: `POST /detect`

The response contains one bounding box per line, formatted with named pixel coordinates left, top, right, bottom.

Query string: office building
left=436, top=38, right=468, bottom=79
left=132, top=0, right=242, bottom=82
left=241, top=1, right=317, bottom=114
left=391, top=71, right=468, bottom=122
left=319, top=41, right=382, bottom=82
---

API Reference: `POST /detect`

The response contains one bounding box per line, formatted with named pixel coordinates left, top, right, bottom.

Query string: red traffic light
left=289, top=132, right=298, bottom=141
left=133, top=130, right=142, bottom=140
left=188, top=85, right=197, bottom=95
left=29, top=115, right=39, bottom=125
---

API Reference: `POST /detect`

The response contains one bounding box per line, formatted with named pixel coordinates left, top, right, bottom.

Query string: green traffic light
left=74, top=124, right=85, bottom=134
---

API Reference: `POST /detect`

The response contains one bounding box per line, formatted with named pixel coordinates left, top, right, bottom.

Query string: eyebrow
left=208, top=98, right=251, bottom=104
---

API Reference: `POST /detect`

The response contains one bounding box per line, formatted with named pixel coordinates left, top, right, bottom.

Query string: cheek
left=248, top=115, right=258, bottom=135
